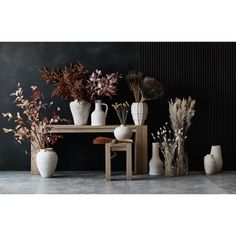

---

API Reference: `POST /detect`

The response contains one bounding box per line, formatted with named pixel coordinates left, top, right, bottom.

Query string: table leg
left=31, top=137, right=39, bottom=175
left=105, top=143, right=111, bottom=181
left=126, top=143, right=132, bottom=180
left=135, top=126, right=148, bottom=174
left=142, top=125, right=148, bottom=174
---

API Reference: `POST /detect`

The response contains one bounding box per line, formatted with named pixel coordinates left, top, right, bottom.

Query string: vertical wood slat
left=139, top=42, right=236, bottom=170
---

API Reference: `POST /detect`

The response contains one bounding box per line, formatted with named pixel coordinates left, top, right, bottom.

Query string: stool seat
left=105, top=142, right=132, bottom=181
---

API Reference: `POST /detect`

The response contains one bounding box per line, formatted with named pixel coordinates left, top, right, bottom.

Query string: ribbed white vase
left=131, top=102, right=148, bottom=125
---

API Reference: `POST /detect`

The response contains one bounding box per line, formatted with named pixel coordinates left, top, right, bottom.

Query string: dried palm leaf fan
left=141, top=76, right=164, bottom=102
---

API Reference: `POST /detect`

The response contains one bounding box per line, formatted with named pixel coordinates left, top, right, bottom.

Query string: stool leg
left=105, top=144, right=111, bottom=181
left=126, top=144, right=132, bottom=180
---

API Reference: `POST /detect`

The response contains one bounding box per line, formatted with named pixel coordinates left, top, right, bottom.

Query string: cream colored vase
left=114, top=125, right=132, bottom=140
left=91, top=100, right=108, bottom=126
left=36, top=148, right=58, bottom=178
left=149, top=142, right=164, bottom=175
left=131, top=102, right=148, bottom=125
left=69, top=100, right=91, bottom=125
left=210, top=145, right=223, bottom=173
left=204, top=154, right=216, bottom=175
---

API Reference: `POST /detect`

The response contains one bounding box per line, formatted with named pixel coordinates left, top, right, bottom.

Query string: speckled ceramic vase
left=36, top=148, right=58, bottom=178
left=69, top=100, right=91, bottom=125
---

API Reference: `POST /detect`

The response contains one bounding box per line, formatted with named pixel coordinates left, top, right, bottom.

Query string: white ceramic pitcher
left=91, top=100, right=108, bottom=126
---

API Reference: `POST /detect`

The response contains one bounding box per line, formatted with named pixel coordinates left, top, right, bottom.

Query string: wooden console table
left=31, top=125, right=148, bottom=175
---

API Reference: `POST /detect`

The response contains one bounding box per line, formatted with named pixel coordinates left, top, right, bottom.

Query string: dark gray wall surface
left=0, top=42, right=140, bottom=170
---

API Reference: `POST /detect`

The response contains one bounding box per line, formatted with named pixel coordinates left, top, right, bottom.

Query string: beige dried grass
left=169, top=97, right=196, bottom=175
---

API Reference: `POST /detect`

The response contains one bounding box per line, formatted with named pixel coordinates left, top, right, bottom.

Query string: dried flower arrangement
left=112, top=102, right=130, bottom=125
left=152, top=123, right=183, bottom=176
left=2, top=84, right=65, bottom=151
left=169, top=97, right=196, bottom=175
left=40, top=62, right=92, bottom=101
left=88, top=69, right=118, bottom=101
left=125, top=71, right=164, bottom=102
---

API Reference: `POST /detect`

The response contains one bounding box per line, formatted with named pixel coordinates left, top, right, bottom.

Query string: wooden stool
left=105, top=142, right=132, bottom=181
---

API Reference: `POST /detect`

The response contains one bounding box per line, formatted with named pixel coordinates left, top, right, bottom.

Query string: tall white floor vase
left=131, top=102, right=148, bottom=125
left=149, top=142, right=164, bottom=175
left=69, top=100, right=91, bottom=125
left=91, top=100, right=108, bottom=126
left=36, top=148, right=58, bottom=178
left=210, top=145, right=223, bottom=173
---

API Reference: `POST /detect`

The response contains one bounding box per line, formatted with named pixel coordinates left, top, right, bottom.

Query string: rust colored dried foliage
left=40, top=62, right=92, bottom=101
left=2, top=84, right=66, bottom=150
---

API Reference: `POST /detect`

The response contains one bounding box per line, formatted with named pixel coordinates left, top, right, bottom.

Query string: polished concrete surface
left=0, top=171, right=236, bottom=194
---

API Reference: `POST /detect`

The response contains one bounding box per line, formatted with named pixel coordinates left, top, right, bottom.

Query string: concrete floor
left=0, top=171, right=236, bottom=194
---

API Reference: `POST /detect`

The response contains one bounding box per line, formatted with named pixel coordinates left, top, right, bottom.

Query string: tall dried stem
left=169, top=97, right=196, bottom=175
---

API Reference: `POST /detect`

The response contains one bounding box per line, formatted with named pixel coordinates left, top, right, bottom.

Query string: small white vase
left=131, top=102, right=148, bottom=125
left=36, top=148, right=58, bottom=178
left=149, top=142, right=164, bottom=176
left=114, top=125, right=132, bottom=140
left=91, top=100, right=108, bottom=126
left=204, top=154, right=216, bottom=175
left=69, top=100, right=91, bottom=125
left=210, top=145, right=223, bottom=173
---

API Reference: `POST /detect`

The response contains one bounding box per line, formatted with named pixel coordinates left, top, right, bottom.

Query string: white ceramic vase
left=210, top=145, right=223, bottom=173
left=204, top=154, right=216, bottom=175
left=91, top=100, right=108, bottom=126
left=36, top=148, right=58, bottom=178
left=114, top=125, right=132, bottom=140
left=149, top=142, right=164, bottom=175
left=69, top=100, right=91, bottom=125
left=131, top=102, right=148, bottom=125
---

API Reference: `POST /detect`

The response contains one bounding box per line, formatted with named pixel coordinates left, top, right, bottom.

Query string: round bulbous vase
left=149, top=142, right=164, bottom=176
left=131, top=102, right=148, bottom=125
left=114, top=125, right=132, bottom=140
left=210, top=145, right=223, bottom=173
left=69, top=100, right=91, bottom=125
left=204, top=154, right=216, bottom=175
left=36, top=148, right=58, bottom=178
left=91, top=100, right=108, bottom=126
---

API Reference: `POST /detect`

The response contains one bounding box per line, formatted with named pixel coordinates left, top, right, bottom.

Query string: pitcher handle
left=102, top=103, right=108, bottom=118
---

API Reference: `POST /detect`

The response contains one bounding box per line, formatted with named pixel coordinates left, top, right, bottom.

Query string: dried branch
left=2, top=84, right=66, bottom=151
left=125, top=71, right=164, bottom=102
left=112, top=102, right=130, bottom=125
left=87, top=69, right=118, bottom=101
left=40, top=62, right=92, bottom=101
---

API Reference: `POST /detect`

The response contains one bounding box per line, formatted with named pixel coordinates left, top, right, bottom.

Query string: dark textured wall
left=0, top=42, right=139, bottom=170
left=140, top=42, right=236, bottom=170
left=0, top=42, right=235, bottom=171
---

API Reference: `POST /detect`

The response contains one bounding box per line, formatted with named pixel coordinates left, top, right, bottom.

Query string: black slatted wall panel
left=139, top=42, right=236, bottom=170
